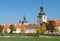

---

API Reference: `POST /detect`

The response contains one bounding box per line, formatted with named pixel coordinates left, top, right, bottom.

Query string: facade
left=2, top=24, right=38, bottom=33
left=48, top=20, right=60, bottom=33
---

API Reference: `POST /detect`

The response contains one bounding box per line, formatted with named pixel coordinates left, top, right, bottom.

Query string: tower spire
left=40, top=0, right=44, bottom=13
left=22, top=15, right=28, bottom=24
left=23, top=15, right=26, bottom=21
left=40, top=6, right=44, bottom=12
left=37, top=0, right=47, bottom=27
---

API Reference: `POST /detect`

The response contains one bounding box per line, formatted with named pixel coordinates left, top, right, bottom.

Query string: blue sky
left=0, top=0, right=60, bottom=24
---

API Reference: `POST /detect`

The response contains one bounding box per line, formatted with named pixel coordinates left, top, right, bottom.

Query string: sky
left=0, top=0, right=60, bottom=24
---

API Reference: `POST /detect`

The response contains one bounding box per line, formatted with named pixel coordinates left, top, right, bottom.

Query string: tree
left=10, top=24, right=16, bottom=33
left=54, top=27, right=59, bottom=33
left=36, top=27, right=40, bottom=34
left=13, top=27, right=16, bottom=33
left=41, top=22, right=46, bottom=34
left=0, top=25, right=4, bottom=34
left=4, top=28, right=8, bottom=33
left=21, top=25, right=26, bottom=33
left=47, top=20, right=56, bottom=33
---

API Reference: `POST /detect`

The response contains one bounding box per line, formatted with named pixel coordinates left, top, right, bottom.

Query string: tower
left=19, top=20, right=21, bottom=23
left=37, top=6, right=47, bottom=26
left=22, top=15, right=28, bottom=25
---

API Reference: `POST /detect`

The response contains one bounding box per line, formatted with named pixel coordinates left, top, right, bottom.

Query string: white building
left=37, top=6, right=47, bottom=27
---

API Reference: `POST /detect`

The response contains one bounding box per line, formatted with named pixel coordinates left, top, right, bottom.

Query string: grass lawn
left=0, top=37, right=60, bottom=41
left=0, top=34, right=60, bottom=41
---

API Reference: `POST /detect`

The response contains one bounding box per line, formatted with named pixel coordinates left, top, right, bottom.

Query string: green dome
left=40, top=6, right=44, bottom=10
left=39, top=12, right=45, bottom=15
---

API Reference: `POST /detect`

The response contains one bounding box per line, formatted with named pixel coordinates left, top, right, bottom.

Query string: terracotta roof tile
left=48, top=20, right=60, bottom=27
left=2, top=24, right=10, bottom=29
left=1, top=24, right=38, bottom=29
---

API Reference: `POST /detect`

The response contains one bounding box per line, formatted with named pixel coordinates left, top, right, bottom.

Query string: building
left=1, top=6, right=60, bottom=34
left=47, top=19, right=60, bottom=33
left=37, top=6, right=47, bottom=27
left=2, top=24, right=38, bottom=33
left=22, top=15, right=28, bottom=25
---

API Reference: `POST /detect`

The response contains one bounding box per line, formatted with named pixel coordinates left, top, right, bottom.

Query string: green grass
left=0, top=37, right=60, bottom=41
left=0, top=33, right=60, bottom=41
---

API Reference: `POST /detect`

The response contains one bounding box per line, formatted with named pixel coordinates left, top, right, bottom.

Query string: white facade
left=37, top=6, right=47, bottom=27
left=59, top=27, right=60, bottom=32
left=41, top=15, right=47, bottom=22
left=7, top=28, right=36, bottom=33
left=37, top=15, right=47, bottom=25
left=25, top=28, right=36, bottom=33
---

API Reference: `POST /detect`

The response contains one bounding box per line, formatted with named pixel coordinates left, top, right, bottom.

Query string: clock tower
left=37, top=6, right=47, bottom=26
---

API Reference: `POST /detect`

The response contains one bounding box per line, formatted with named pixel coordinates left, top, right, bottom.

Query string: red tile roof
left=14, top=24, right=22, bottom=28
left=48, top=20, right=60, bottom=27
left=1, top=20, right=60, bottom=29
left=25, top=24, right=38, bottom=28
left=54, top=20, right=60, bottom=26
left=1, top=24, right=38, bottom=29
left=2, top=24, right=10, bottom=29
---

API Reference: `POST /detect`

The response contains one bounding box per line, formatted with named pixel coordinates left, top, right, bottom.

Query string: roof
left=38, top=6, right=46, bottom=15
left=47, top=20, right=60, bottom=27
left=1, top=20, right=60, bottom=29
left=54, top=20, right=60, bottom=26
left=1, top=24, right=38, bottom=29
left=39, top=13, right=45, bottom=15
left=2, top=24, right=10, bottom=29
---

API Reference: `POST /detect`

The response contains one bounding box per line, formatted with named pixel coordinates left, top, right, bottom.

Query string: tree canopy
left=0, top=25, right=4, bottom=34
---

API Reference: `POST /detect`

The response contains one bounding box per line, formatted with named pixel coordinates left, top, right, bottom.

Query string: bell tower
left=37, top=6, right=47, bottom=26
left=22, top=15, right=28, bottom=25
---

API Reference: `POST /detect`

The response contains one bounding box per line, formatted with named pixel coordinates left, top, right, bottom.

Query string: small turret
left=22, top=15, right=28, bottom=25
left=19, top=20, right=21, bottom=23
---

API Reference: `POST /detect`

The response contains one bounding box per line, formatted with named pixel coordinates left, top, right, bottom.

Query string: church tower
left=37, top=6, right=47, bottom=26
left=22, top=15, right=28, bottom=25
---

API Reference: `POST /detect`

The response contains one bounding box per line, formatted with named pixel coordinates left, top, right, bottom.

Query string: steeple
left=23, top=15, right=26, bottom=21
left=38, top=0, right=45, bottom=15
left=39, top=6, right=45, bottom=15
left=22, top=15, right=28, bottom=24
left=37, top=6, right=47, bottom=27
left=19, top=20, right=21, bottom=23
left=40, top=6, right=44, bottom=12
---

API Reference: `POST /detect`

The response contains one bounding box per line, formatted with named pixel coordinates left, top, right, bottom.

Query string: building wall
left=25, top=28, right=36, bottom=33
left=6, top=28, right=36, bottom=33
left=58, top=27, right=60, bottom=34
